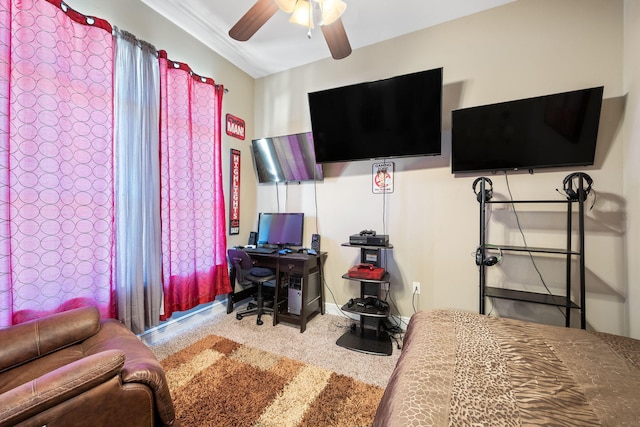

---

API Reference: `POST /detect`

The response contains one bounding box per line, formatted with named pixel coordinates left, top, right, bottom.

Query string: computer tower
left=288, top=276, right=303, bottom=315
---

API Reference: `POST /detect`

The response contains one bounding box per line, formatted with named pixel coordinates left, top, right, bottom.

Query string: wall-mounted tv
left=451, top=86, right=604, bottom=174
left=251, top=132, right=323, bottom=183
left=257, top=212, right=304, bottom=247
left=308, top=67, right=443, bottom=163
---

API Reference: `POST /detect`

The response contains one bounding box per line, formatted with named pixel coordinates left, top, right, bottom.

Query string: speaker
left=248, top=231, right=257, bottom=246
left=311, top=234, right=321, bottom=251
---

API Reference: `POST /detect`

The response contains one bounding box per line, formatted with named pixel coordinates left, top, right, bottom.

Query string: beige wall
left=255, top=0, right=633, bottom=336
left=624, top=0, right=640, bottom=339
left=65, top=0, right=636, bottom=337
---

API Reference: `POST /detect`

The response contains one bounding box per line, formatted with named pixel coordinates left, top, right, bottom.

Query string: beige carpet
left=160, top=333, right=385, bottom=426
left=148, top=304, right=402, bottom=389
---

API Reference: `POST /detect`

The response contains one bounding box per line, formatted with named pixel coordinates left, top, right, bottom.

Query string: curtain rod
left=111, top=27, right=229, bottom=94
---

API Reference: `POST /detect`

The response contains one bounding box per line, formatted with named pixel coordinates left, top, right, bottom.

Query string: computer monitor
left=257, top=213, right=304, bottom=247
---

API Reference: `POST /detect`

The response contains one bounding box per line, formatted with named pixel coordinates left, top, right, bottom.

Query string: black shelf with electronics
left=475, top=174, right=589, bottom=329
left=337, top=237, right=393, bottom=356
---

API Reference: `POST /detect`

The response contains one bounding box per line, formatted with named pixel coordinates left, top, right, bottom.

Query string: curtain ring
left=60, top=2, right=68, bottom=12
left=86, top=17, right=95, bottom=25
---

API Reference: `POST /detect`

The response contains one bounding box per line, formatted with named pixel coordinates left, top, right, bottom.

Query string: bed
left=373, top=309, right=640, bottom=426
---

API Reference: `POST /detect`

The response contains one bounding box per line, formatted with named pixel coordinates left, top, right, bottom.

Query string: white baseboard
left=139, top=300, right=410, bottom=346
left=138, top=301, right=227, bottom=345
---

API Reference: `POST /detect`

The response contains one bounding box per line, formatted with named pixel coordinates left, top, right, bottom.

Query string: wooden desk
left=227, top=250, right=326, bottom=333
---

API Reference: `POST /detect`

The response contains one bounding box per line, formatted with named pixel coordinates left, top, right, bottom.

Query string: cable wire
left=503, top=171, right=567, bottom=320
left=322, top=274, right=356, bottom=321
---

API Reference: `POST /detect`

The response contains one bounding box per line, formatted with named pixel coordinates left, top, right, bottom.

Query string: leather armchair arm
left=123, top=360, right=177, bottom=426
left=0, top=349, right=125, bottom=427
left=85, top=320, right=177, bottom=426
left=0, top=306, right=100, bottom=373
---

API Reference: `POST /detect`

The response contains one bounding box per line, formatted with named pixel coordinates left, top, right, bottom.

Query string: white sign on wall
left=372, top=162, right=394, bottom=194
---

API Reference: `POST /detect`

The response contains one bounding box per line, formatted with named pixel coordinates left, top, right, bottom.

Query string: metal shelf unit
left=476, top=177, right=588, bottom=329
left=336, top=243, right=393, bottom=356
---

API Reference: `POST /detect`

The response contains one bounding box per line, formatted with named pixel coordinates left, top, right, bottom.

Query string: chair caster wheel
left=257, top=318, right=263, bottom=326
left=236, top=314, right=243, bottom=320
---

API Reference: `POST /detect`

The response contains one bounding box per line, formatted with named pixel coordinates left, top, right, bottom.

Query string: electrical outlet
left=412, top=282, right=420, bottom=295
left=380, top=282, right=389, bottom=291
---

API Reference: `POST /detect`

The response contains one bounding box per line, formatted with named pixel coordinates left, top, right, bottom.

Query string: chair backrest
left=228, top=249, right=253, bottom=285
left=228, top=249, right=275, bottom=286
left=228, top=249, right=252, bottom=270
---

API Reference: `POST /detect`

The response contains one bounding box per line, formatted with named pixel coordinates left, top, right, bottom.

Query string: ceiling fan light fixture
left=320, top=0, right=346, bottom=26
left=289, top=0, right=314, bottom=28
left=274, top=0, right=297, bottom=14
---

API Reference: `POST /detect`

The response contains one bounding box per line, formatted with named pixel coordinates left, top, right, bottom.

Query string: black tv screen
left=251, top=132, right=323, bottom=183
left=451, top=86, right=604, bottom=173
left=257, top=213, right=304, bottom=247
left=308, top=67, right=443, bottom=163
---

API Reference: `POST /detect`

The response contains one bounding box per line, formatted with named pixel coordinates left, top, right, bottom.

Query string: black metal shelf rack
left=336, top=243, right=393, bottom=356
left=476, top=176, right=588, bottom=329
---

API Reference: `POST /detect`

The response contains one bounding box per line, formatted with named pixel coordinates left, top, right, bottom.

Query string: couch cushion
left=0, top=350, right=125, bottom=426
left=0, top=307, right=100, bottom=374
left=0, top=345, right=87, bottom=394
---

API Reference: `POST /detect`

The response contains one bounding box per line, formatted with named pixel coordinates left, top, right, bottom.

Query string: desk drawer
left=251, top=257, right=278, bottom=270
left=281, top=258, right=318, bottom=275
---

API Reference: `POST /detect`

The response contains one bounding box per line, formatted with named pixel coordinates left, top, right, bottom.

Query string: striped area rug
left=160, top=333, right=384, bottom=427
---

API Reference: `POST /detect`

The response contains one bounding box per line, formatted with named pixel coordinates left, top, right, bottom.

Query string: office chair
left=227, top=249, right=276, bottom=325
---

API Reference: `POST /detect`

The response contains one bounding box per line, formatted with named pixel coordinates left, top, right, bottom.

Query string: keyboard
left=244, top=247, right=276, bottom=254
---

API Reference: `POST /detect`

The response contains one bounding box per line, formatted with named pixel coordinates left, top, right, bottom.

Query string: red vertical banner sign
left=229, top=149, right=241, bottom=235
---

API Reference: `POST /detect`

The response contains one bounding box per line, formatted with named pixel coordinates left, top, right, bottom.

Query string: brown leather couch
left=0, top=306, right=179, bottom=426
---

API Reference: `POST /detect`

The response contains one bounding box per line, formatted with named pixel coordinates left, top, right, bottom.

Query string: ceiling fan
left=229, top=0, right=352, bottom=60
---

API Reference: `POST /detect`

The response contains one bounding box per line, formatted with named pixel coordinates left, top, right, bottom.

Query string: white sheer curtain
left=113, top=28, right=163, bottom=333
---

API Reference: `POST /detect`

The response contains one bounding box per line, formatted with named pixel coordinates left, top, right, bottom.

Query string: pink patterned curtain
left=158, top=51, right=230, bottom=321
left=0, top=0, right=115, bottom=326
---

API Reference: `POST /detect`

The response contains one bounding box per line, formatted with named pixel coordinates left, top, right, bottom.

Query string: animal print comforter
left=373, top=310, right=640, bottom=426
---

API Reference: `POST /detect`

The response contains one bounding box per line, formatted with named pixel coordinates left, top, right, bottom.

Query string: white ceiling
left=140, top=0, right=515, bottom=79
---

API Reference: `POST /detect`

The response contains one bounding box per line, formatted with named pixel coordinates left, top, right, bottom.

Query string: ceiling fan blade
left=229, top=0, right=280, bottom=42
left=321, top=18, right=352, bottom=60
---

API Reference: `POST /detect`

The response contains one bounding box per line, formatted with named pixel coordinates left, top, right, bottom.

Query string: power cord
left=322, top=276, right=357, bottom=321
left=276, top=181, right=281, bottom=212
left=503, top=171, right=567, bottom=321
left=383, top=287, right=409, bottom=331
left=411, top=287, right=418, bottom=314
left=381, top=289, right=405, bottom=350
left=313, top=169, right=320, bottom=235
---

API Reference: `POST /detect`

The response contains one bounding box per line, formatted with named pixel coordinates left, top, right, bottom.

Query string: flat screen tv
left=308, top=67, right=443, bottom=163
left=257, top=212, right=304, bottom=247
left=451, top=86, right=604, bottom=173
left=251, top=132, right=323, bottom=183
